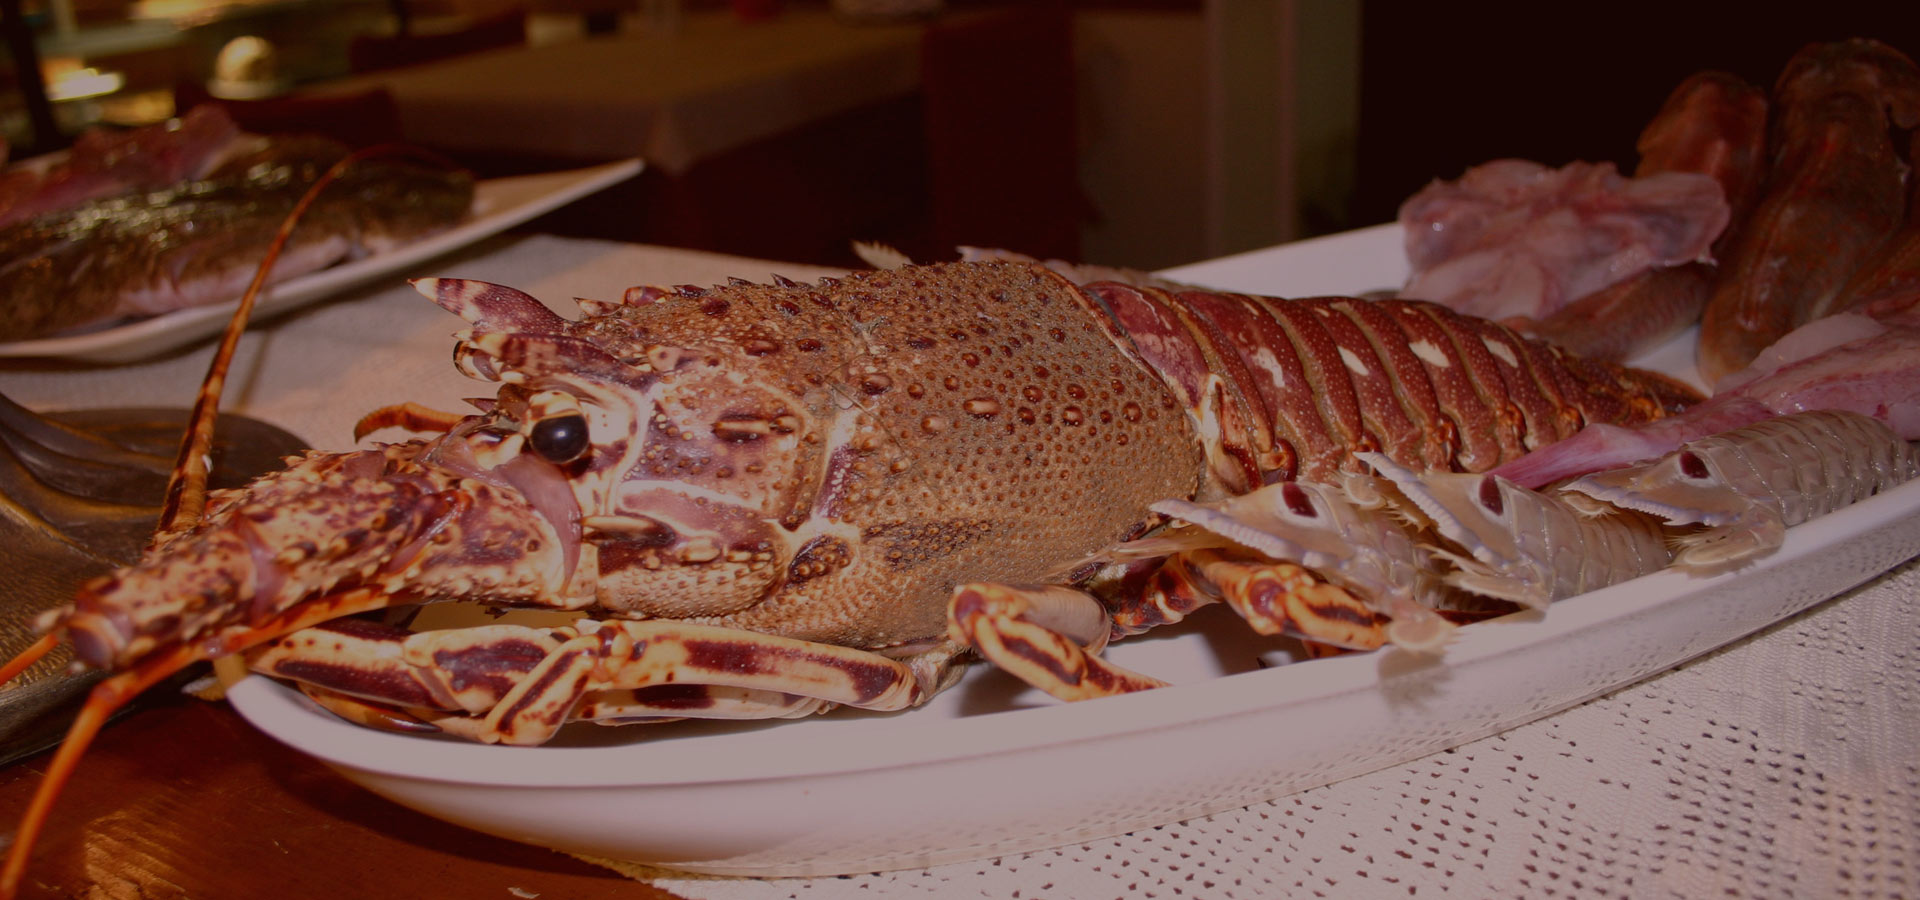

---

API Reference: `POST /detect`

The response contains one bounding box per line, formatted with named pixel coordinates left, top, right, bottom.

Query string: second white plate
left=0, top=158, right=643, bottom=364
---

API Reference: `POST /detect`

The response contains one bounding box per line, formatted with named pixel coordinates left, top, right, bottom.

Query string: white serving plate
left=0, top=158, right=643, bottom=364
left=229, top=224, right=1920, bottom=876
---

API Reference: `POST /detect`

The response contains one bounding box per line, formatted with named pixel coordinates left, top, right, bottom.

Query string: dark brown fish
left=1696, top=38, right=1920, bottom=384
left=0, top=137, right=474, bottom=342
left=1833, top=127, right=1920, bottom=319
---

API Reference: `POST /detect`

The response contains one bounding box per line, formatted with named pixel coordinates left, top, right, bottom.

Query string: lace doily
left=586, top=556, right=1920, bottom=899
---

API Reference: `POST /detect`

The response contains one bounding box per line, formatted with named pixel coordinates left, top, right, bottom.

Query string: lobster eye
left=529, top=413, right=590, bottom=464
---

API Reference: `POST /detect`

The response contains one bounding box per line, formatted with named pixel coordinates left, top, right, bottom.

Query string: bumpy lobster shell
left=60, top=260, right=1697, bottom=679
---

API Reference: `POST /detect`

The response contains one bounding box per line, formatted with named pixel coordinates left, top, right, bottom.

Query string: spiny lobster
left=0, top=250, right=1702, bottom=894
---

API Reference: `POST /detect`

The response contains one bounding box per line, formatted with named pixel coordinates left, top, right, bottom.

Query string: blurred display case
left=1, top=0, right=389, bottom=153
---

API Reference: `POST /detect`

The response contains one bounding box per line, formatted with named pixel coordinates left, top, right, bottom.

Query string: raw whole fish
left=1831, top=128, right=1920, bottom=320
left=0, top=136, right=473, bottom=342
left=1695, top=38, right=1920, bottom=383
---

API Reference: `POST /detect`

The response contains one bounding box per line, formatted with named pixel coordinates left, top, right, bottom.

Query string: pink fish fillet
left=1518, top=72, right=1770, bottom=362
left=0, top=106, right=242, bottom=228
left=1398, top=159, right=1729, bottom=323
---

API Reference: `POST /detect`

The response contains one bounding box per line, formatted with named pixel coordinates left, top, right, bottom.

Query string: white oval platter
left=229, top=223, right=1919, bottom=876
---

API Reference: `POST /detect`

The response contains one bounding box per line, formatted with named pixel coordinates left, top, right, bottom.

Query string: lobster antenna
left=0, top=634, right=56, bottom=684
left=157, top=146, right=374, bottom=531
left=158, top=143, right=462, bottom=531
left=1, top=144, right=462, bottom=897
left=0, top=586, right=389, bottom=897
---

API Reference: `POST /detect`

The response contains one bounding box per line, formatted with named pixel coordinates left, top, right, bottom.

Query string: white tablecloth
left=1, top=234, right=1912, bottom=900
left=584, top=555, right=1918, bottom=899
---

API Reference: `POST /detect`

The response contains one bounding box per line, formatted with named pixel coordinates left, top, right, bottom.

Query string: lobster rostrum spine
left=42, top=260, right=1699, bottom=734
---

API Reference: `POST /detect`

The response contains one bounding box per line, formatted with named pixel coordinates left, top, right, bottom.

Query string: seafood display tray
left=229, top=224, right=1919, bottom=877
left=0, top=159, right=643, bottom=364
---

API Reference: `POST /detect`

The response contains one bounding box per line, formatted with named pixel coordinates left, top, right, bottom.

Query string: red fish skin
left=1696, top=38, right=1920, bottom=384
left=1516, top=263, right=1714, bottom=363
left=0, top=106, right=242, bottom=229
left=1514, top=72, right=1769, bottom=362
left=1635, top=71, right=1772, bottom=222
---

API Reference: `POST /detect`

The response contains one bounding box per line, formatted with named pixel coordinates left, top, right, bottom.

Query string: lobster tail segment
left=1077, top=281, right=1703, bottom=492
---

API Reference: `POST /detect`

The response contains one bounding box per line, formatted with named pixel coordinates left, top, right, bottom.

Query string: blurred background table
left=297, top=4, right=1082, bottom=267
left=314, top=6, right=925, bottom=174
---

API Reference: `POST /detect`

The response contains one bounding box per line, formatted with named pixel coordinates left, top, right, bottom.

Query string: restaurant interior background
left=1, top=0, right=1913, bottom=271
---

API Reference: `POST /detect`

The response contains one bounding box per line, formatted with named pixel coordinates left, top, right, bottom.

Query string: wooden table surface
left=0, top=695, right=690, bottom=899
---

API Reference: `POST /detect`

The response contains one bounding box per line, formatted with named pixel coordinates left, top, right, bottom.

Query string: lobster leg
left=1137, top=550, right=1463, bottom=654
left=948, top=556, right=1418, bottom=703
left=1107, top=551, right=1392, bottom=652
left=246, top=618, right=565, bottom=719
left=575, top=686, right=836, bottom=724
left=293, top=682, right=836, bottom=740
left=353, top=401, right=469, bottom=440
left=253, top=617, right=951, bottom=744
left=1154, top=551, right=1389, bottom=651
left=947, top=583, right=1170, bottom=701
left=486, top=620, right=943, bottom=744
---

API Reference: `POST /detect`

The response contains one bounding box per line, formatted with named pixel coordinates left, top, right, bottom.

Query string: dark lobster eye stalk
left=520, top=387, right=593, bottom=465
left=529, top=413, right=590, bottom=464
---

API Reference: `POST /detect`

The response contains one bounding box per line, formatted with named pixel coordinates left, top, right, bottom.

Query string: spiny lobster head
left=53, top=274, right=862, bottom=670
left=410, top=263, right=1205, bottom=648
left=58, top=261, right=1205, bottom=670
left=423, top=275, right=868, bottom=623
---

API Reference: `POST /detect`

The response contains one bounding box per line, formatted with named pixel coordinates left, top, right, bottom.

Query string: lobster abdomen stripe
left=1080, top=283, right=1701, bottom=488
